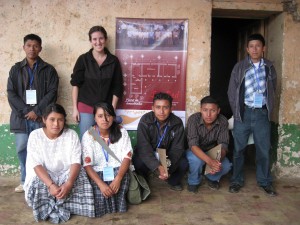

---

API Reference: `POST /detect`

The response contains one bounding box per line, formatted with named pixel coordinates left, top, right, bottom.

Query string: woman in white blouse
left=24, top=103, right=95, bottom=223
left=82, top=102, right=132, bottom=217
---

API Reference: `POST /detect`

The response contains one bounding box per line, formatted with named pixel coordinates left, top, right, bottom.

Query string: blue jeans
left=79, top=113, right=95, bottom=140
left=230, top=107, right=272, bottom=187
left=186, top=150, right=232, bottom=185
left=15, top=120, right=41, bottom=184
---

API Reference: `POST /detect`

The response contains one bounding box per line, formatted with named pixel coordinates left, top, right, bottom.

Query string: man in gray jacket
left=227, top=34, right=277, bottom=196
left=7, top=34, right=59, bottom=192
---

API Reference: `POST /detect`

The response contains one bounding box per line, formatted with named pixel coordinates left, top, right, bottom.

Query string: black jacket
left=70, top=48, right=123, bottom=106
left=7, top=57, right=59, bottom=133
left=135, top=111, right=185, bottom=173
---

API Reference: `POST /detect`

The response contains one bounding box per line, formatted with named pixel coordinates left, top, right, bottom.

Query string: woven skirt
left=92, top=167, right=130, bottom=217
left=26, top=168, right=95, bottom=223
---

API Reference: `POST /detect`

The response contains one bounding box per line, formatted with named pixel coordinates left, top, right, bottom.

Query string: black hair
left=88, top=26, right=108, bottom=41
left=42, top=103, right=68, bottom=129
left=247, top=33, right=265, bottom=47
left=153, top=92, right=173, bottom=106
left=200, top=96, right=219, bottom=108
left=24, top=34, right=42, bottom=45
left=93, top=102, right=121, bottom=143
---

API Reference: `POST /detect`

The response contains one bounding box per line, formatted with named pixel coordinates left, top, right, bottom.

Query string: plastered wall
left=0, top=0, right=212, bottom=123
left=0, top=0, right=212, bottom=175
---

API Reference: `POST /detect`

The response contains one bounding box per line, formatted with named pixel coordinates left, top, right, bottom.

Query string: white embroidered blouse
left=81, top=127, right=133, bottom=172
left=24, top=128, right=81, bottom=199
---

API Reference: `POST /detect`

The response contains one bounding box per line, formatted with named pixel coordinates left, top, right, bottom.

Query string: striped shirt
left=186, top=112, right=229, bottom=152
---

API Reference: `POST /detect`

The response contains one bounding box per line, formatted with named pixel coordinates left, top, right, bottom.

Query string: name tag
left=26, top=90, right=37, bottom=105
left=253, top=92, right=263, bottom=108
left=103, top=166, right=114, bottom=181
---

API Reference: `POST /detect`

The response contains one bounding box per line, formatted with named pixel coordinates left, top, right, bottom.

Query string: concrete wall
left=0, top=0, right=299, bottom=178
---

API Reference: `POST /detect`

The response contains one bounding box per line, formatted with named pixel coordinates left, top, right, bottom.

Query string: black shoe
left=188, top=184, right=199, bottom=193
left=260, top=185, right=277, bottom=197
left=207, top=179, right=220, bottom=190
left=229, top=183, right=242, bottom=193
left=169, top=184, right=183, bottom=191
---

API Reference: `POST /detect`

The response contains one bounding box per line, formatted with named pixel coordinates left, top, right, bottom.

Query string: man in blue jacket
left=227, top=33, right=277, bottom=196
left=7, top=34, right=59, bottom=193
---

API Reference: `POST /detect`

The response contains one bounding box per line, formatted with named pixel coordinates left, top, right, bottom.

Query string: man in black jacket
left=7, top=34, right=59, bottom=193
left=132, top=92, right=188, bottom=191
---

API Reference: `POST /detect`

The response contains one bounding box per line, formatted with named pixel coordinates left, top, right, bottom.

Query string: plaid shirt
left=244, top=58, right=266, bottom=107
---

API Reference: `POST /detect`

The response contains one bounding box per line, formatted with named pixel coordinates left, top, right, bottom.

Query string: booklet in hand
left=204, top=144, right=221, bottom=175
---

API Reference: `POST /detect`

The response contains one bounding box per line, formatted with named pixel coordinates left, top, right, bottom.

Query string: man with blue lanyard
left=7, top=34, right=59, bottom=193
left=132, top=92, right=188, bottom=191
left=228, top=33, right=277, bottom=196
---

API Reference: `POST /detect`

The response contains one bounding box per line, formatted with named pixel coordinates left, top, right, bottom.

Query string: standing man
left=7, top=34, right=59, bottom=193
left=186, top=96, right=232, bottom=193
left=227, top=33, right=277, bottom=196
left=132, top=92, right=188, bottom=191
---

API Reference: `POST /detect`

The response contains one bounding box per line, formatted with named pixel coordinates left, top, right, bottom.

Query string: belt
left=244, top=104, right=267, bottom=109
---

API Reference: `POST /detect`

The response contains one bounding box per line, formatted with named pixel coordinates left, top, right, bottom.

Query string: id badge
left=253, top=93, right=263, bottom=108
left=26, top=90, right=37, bottom=105
left=154, top=151, right=160, bottom=160
left=103, top=166, right=114, bottom=181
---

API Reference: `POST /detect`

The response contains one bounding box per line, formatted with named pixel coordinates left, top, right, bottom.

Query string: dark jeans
left=231, top=106, right=272, bottom=187
left=132, top=154, right=188, bottom=186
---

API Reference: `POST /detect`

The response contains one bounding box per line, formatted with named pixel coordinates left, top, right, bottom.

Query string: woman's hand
left=56, top=180, right=73, bottom=199
left=99, top=182, right=114, bottom=198
left=72, top=108, right=80, bottom=123
left=109, top=176, right=122, bottom=194
left=48, top=183, right=61, bottom=197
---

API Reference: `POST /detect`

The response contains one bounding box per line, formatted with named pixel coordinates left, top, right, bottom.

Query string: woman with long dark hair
left=24, top=103, right=95, bottom=223
left=81, top=102, right=132, bottom=217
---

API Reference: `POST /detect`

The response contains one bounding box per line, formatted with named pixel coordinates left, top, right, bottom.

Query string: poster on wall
left=115, top=18, right=188, bottom=130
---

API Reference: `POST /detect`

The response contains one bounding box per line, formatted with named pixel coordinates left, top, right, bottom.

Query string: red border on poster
left=115, top=18, right=188, bottom=129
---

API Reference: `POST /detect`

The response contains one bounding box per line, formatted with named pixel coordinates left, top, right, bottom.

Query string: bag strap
left=88, top=127, right=121, bottom=164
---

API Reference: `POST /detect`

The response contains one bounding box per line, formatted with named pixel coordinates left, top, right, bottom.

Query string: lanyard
left=96, top=126, right=109, bottom=163
left=156, top=122, right=168, bottom=148
left=27, top=63, right=38, bottom=89
left=252, top=59, right=264, bottom=92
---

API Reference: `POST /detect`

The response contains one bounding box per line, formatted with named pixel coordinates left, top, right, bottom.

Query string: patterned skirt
left=92, top=167, right=130, bottom=217
left=26, top=168, right=95, bottom=224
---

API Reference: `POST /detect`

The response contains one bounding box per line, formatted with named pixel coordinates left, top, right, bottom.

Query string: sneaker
left=207, top=179, right=220, bottom=190
left=260, top=185, right=277, bottom=197
left=188, top=184, right=199, bottom=193
left=169, top=184, right=183, bottom=191
left=15, top=184, right=24, bottom=193
left=229, top=183, right=242, bottom=193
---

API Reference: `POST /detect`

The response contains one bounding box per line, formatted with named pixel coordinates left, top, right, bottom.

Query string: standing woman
left=24, top=103, right=95, bottom=223
left=82, top=102, right=132, bottom=217
left=70, top=26, right=123, bottom=139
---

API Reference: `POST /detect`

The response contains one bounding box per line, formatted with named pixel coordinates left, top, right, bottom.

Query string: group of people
left=7, top=25, right=277, bottom=223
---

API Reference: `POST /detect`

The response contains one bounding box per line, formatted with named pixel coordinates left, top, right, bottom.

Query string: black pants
left=132, top=154, right=188, bottom=186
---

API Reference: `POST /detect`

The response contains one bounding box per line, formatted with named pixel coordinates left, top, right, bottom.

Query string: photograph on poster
left=115, top=18, right=188, bottom=130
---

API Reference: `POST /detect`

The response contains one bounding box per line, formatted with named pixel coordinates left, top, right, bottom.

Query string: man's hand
left=158, top=165, right=168, bottom=180
left=207, top=158, right=222, bottom=175
left=25, top=111, right=38, bottom=121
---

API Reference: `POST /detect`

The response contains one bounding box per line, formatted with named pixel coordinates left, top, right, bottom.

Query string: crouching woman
left=24, top=103, right=95, bottom=223
left=81, top=102, right=132, bottom=217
